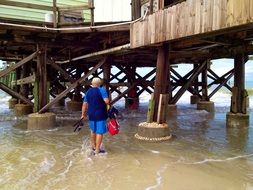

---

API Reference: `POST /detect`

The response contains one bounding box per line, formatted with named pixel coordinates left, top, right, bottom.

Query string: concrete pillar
left=226, top=112, right=249, bottom=127
left=8, top=98, right=18, bottom=109
left=135, top=122, right=172, bottom=142
left=14, top=103, right=33, bottom=116
left=27, top=112, right=56, bottom=130
left=190, top=95, right=200, bottom=104
left=197, top=101, right=215, bottom=112
left=66, top=100, right=82, bottom=111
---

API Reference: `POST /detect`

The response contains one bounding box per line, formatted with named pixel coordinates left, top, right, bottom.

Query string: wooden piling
left=157, top=94, right=168, bottom=124
left=232, top=53, right=247, bottom=114
left=37, top=44, right=48, bottom=113
left=153, top=45, right=169, bottom=121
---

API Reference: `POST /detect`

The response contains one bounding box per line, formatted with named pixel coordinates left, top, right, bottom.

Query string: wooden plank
left=139, top=20, right=144, bottom=47
left=251, top=0, right=253, bottom=22
left=175, top=3, right=180, bottom=38
left=230, top=0, right=242, bottom=26
left=242, top=89, right=247, bottom=114
left=33, top=81, right=39, bottom=112
left=0, top=82, right=33, bottom=106
left=179, top=2, right=186, bottom=37
left=231, top=86, right=238, bottom=113
left=161, top=9, right=167, bottom=42
left=242, top=0, right=251, bottom=24
left=147, top=94, right=155, bottom=123
left=150, top=14, right=156, bottom=44
left=170, top=5, right=177, bottom=39
left=212, top=0, right=221, bottom=31
left=187, top=0, right=195, bottom=36
left=155, top=10, right=160, bottom=43
left=0, top=51, right=37, bottom=78
left=16, top=74, right=35, bottom=85
left=220, top=0, right=227, bottom=29
left=38, top=57, right=107, bottom=113
left=135, top=22, right=140, bottom=47
left=165, top=8, right=171, bottom=41
left=194, top=0, right=202, bottom=34
left=58, top=5, right=89, bottom=11
left=37, top=45, right=48, bottom=112
left=157, top=94, right=168, bottom=124
left=226, top=0, right=234, bottom=27
left=144, top=17, right=149, bottom=46
left=201, top=0, right=213, bottom=33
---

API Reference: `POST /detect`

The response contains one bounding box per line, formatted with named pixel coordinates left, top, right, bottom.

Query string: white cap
left=91, top=77, right=102, bottom=86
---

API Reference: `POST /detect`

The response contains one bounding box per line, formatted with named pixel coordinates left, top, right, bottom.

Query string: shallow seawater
left=0, top=99, right=253, bottom=190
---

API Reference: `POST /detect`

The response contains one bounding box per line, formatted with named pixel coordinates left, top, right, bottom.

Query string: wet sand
left=0, top=101, right=253, bottom=190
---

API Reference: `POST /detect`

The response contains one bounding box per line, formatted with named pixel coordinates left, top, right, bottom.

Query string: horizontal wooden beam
left=56, top=44, right=130, bottom=64
left=58, top=5, right=89, bottom=11
left=15, top=74, right=35, bottom=85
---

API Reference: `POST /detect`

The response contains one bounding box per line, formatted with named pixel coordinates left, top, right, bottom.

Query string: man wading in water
left=81, top=77, right=110, bottom=155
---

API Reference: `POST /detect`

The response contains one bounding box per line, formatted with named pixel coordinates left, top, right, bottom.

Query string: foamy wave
left=145, top=164, right=168, bottom=190
left=188, top=154, right=253, bottom=165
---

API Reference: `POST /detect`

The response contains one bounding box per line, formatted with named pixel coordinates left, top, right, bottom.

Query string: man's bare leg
left=95, top=134, right=103, bottom=153
left=90, top=131, right=96, bottom=149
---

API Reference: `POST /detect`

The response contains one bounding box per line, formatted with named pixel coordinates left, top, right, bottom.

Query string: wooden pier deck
left=131, top=0, right=253, bottom=48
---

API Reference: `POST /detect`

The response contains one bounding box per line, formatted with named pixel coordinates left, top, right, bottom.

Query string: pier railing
left=130, top=0, right=253, bottom=48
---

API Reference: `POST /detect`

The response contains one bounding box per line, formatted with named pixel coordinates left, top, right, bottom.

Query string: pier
left=0, top=0, right=252, bottom=131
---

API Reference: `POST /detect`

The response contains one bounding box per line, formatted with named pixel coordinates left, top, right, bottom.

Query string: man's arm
left=81, top=102, right=88, bottom=119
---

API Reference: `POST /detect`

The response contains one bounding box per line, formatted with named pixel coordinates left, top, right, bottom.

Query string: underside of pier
left=0, top=0, right=252, bottom=129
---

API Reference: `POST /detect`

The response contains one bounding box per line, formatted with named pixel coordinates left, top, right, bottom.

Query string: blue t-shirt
left=83, top=87, right=108, bottom=121
left=83, top=87, right=108, bottom=102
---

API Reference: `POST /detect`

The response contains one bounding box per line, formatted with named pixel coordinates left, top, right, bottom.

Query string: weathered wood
left=208, top=69, right=234, bottom=99
left=201, top=61, right=208, bottom=101
left=53, top=0, right=57, bottom=28
left=37, top=45, right=48, bottom=112
left=147, top=94, right=155, bottom=123
left=157, top=94, right=168, bottom=124
left=130, top=0, right=253, bottom=48
left=149, top=0, right=154, bottom=14
left=49, top=60, right=74, bottom=83
left=242, top=89, right=248, bottom=114
left=233, top=53, right=246, bottom=113
left=0, top=82, right=33, bottom=106
left=58, top=5, right=89, bottom=11
left=0, top=51, right=37, bottom=78
left=89, top=0, right=94, bottom=26
left=170, top=67, right=200, bottom=98
left=153, top=45, right=169, bottom=121
left=171, top=61, right=206, bottom=104
left=207, top=68, right=232, bottom=91
left=110, top=68, right=156, bottom=105
left=38, top=57, right=107, bottom=113
left=56, top=44, right=130, bottom=64
left=231, top=86, right=238, bottom=113
left=103, top=59, right=111, bottom=92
